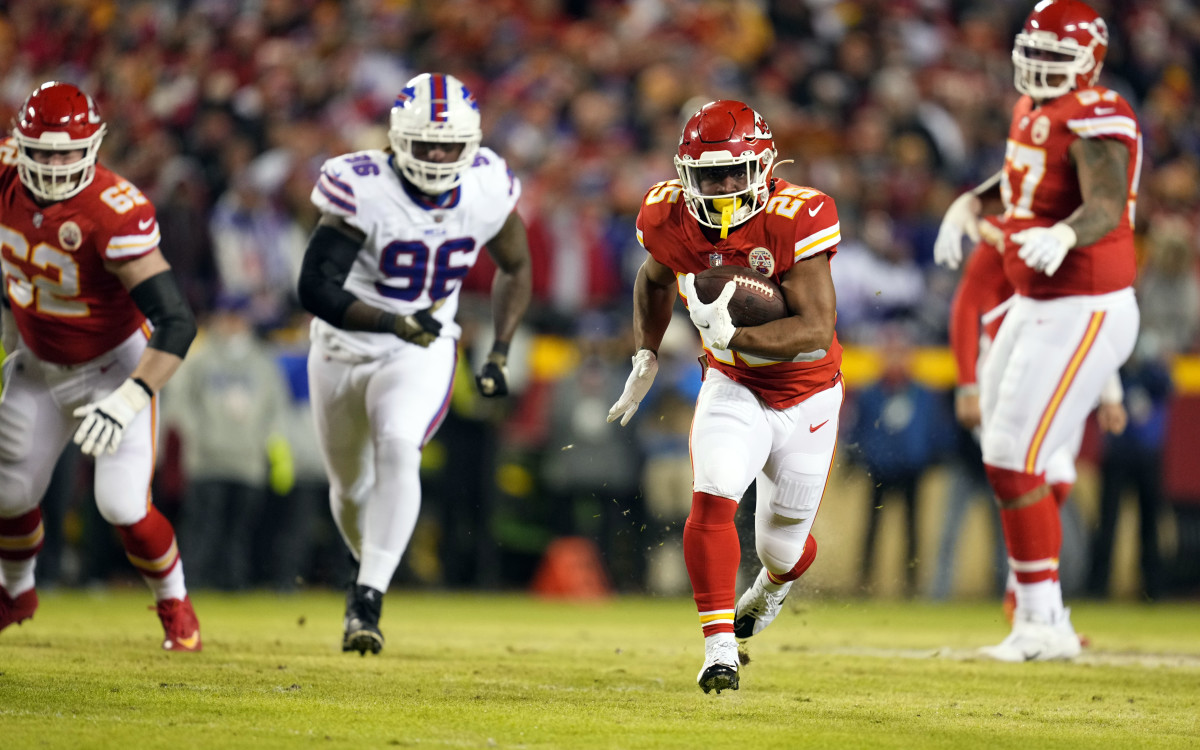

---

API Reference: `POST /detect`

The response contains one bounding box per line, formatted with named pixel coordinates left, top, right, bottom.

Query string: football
left=693, top=265, right=788, bottom=327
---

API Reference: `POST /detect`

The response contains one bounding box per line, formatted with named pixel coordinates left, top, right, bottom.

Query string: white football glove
left=1012, top=223, right=1076, bottom=277
left=607, top=348, right=658, bottom=427
left=933, top=192, right=982, bottom=270
left=680, top=273, right=737, bottom=349
left=73, top=377, right=152, bottom=456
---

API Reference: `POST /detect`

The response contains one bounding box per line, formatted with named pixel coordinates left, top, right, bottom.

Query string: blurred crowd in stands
left=5, top=0, right=1198, bottom=598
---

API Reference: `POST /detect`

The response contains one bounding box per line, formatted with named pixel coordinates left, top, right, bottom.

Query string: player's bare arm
left=106, top=248, right=196, bottom=393
left=727, top=253, right=836, bottom=360
left=298, top=213, right=441, bottom=346
left=633, top=254, right=677, bottom=353
left=607, top=253, right=674, bottom=427
left=1064, top=137, right=1130, bottom=247
left=482, top=209, right=533, bottom=348
left=474, top=209, right=533, bottom=397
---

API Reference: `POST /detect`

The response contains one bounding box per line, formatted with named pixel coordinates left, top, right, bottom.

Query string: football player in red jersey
left=608, top=100, right=843, bottom=693
left=948, top=218, right=1126, bottom=624
left=934, top=0, right=1140, bottom=661
left=0, top=82, right=202, bottom=650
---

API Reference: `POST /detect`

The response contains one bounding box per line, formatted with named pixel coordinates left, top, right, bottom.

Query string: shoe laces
left=704, top=636, right=740, bottom=669
left=745, top=574, right=791, bottom=619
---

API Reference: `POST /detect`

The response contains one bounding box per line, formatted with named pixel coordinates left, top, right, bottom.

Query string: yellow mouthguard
left=712, top=197, right=740, bottom=239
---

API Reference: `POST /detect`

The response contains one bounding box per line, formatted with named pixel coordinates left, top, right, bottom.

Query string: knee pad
left=375, top=434, right=422, bottom=474
left=980, top=424, right=1018, bottom=468
left=770, top=473, right=825, bottom=520
left=95, top=492, right=146, bottom=527
left=769, top=453, right=828, bottom=520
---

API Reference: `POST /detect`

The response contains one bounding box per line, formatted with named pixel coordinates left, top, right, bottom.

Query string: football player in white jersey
left=297, top=73, right=531, bottom=655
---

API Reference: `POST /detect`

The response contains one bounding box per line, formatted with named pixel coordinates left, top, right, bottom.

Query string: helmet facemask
left=389, top=74, right=482, bottom=195
left=675, top=148, right=775, bottom=239
left=1013, top=30, right=1103, bottom=100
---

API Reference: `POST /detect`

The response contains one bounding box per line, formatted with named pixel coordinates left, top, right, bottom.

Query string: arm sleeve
left=297, top=224, right=363, bottom=327
left=128, top=270, right=198, bottom=358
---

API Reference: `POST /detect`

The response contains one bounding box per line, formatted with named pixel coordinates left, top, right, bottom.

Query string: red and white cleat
left=0, top=585, right=38, bottom=633
left=156, top=596, right=202, bottom=652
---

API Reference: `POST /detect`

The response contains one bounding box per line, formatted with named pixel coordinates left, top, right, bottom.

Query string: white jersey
left=308, top=146, right=520, bottom=360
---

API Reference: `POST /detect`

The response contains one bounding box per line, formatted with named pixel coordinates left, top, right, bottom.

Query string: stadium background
left=1, top=0, right=1198, bottom=602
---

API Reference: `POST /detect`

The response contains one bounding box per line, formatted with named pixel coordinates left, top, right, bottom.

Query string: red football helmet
left=674, top=100, right=777, bottom=234
left=13, top=81, right=107, bottom=202
left=1013, top=0, right=1109, bottom=100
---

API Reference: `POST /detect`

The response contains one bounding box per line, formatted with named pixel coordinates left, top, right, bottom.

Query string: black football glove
left=475, top=351, right=509, bottom=397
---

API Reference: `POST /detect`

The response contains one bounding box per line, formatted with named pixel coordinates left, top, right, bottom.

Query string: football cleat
left=342, top=584, right=384, bottom=656
left=696, top=634, right=740, bottom=694
left=734, top=567, right=793, bottom=639
left=979, top=608, right=1082, bottom=662
left=0, top=585, right=38, bottom=633
left=156, top=596, right=202, bottom=652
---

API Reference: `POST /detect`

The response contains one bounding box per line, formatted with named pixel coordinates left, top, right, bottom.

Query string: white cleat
left=979, top=608, right=1082, bottom=662
left=696, top=634, right=740, bottom=694
left=733, top=568, right=793, bottom=639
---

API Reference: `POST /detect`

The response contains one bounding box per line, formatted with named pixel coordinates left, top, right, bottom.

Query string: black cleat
left=696, top=636, right=740, bottom=694
left=342, top=584, right=385, bottom=656
left=697, top=664, right=740, bottom=694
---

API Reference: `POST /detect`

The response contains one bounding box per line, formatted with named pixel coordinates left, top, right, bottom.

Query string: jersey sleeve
left=100, top=197, right=159, bottom=262
left=311, top=156, right=361, bottom=220
left=1063, top=88, right=1139, bottom=146
left=791, top=191, right=840, bottom=262
left=634, top=181, right=683, bottom=268
left=473, top=147, right=521, bottom=216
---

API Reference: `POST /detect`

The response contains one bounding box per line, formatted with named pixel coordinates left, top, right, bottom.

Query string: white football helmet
left=389, top=73, right=482, bottom=195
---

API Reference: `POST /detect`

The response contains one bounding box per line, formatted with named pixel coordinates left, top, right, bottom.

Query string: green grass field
left=1, top=588, right=1198, bottom=749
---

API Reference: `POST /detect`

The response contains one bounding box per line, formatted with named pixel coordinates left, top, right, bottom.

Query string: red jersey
left=949, top=218, right=1012, bottom=388
left=0, top=137, right=159, bottom=365
left=636, top=177, right=842, bottom=409
left=1000, top=86, right=1141, bottom=298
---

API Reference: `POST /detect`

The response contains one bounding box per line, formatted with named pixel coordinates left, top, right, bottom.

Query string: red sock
left=683, top=492, right=740, bottom=637
left=1050, top=482, right=1072, bottom=509
left=768, top=534, right=818, bottom=585
left=0, top=508, right=44, bottom=562
left=986, top=465, right=1060, bottom=584
left=116, top=506, right=180, bottom=580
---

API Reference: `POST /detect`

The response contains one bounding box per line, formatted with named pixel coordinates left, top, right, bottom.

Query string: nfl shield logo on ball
left=748, top=248, right=774, bottom=276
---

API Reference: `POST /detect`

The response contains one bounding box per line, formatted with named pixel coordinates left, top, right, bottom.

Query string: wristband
left=132, top=377, right=154, bottom=398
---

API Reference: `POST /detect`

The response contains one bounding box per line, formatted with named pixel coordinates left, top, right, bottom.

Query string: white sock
left=358, top=543, right=400, bottom=594
left=761, top=569, right=787, bottom=593
left=146, top=563, right=187, bottom=601
left=0, top=557, right=36, bottom=596
left=1014, top=579, right=1064, bottom=622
